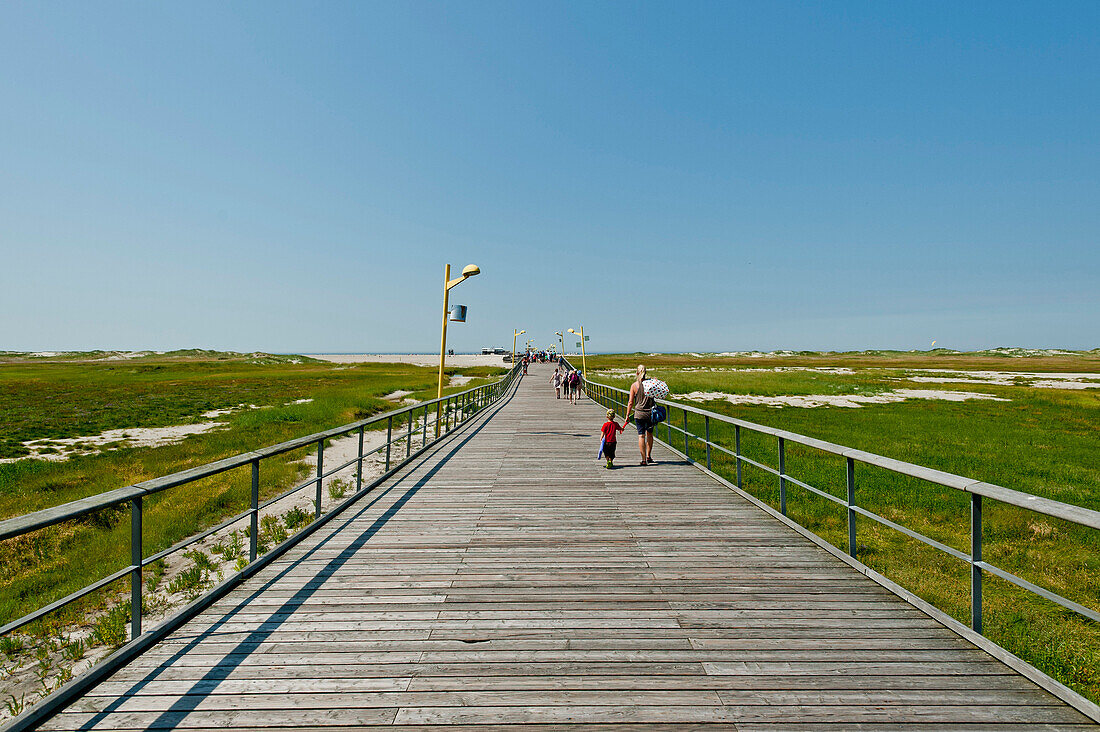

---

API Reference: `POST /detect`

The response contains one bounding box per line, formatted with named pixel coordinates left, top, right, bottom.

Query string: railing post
left=422, top=405, right=428, bottom=448
left=249, top=458, right=259, bottom=562
left=356, top=426, right=364, bottom=493
left=846, top=457, right=856, bottom=558
left=705, top=415, right=711, bottom=470
left=315, top=440, right=324, bottom=518
left=971, top=492, right=983, bottom=634
left=130, top=496, right=142, bottom=640
left=778, top=437, right=787, bottom=516
left=406, top=412, right=412, bottom=459
left=385, top=416, right=393, bottom=471
left=683, top=409, right=689, bottom=458
left=735, top=425, right=742, bottom=488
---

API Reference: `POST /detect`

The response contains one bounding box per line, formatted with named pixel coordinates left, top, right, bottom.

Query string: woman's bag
left=650, top=404, right=667, bottom=424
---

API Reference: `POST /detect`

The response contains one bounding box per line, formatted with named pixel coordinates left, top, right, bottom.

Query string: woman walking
left=550, top=368, right=563, bottom=399
left=568, top=370, right=581, bottom=405
left=624, top=364, right=655, bottom=465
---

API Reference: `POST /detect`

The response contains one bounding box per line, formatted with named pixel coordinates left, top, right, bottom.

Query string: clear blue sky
left=2, top=2, right=1096, bottom=353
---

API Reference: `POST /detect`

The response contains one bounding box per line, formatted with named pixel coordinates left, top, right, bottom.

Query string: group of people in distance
left=523, top=350, right=554, bottom=364
left=549, top=366, right=583, bottom=405
left=520, top=351, right=555, bottom=376
left=548, top=363, right=657, bottom=470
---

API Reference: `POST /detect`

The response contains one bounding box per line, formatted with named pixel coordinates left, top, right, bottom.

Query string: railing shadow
left=74, top=381, right=516, bottom=730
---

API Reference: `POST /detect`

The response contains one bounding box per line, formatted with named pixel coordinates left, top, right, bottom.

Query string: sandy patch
left=2, top=399, right=319, bottom=465
left=680, top=366, right=856, bottom=375
left=383, top=390, right=414, bottom=401
left=901, top=369, right=1100, bottom=389
left=0, top=422, right=228, bottom=464
left=978, top=347, right=1084, bottom=357
left=591, top=366, right=856, bottom=379
left=100, top=351, right=148, bottom=361
left=201, top=403, right=257, bottom=418
left=680, top=389, right=1010, bottom=409
left=307, top=354, right=507, bottom=368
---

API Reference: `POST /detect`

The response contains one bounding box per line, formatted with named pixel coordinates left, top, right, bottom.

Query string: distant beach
left=306, top=353, right=510, bottom=367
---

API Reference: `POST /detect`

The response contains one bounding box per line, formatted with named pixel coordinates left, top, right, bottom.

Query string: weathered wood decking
left=47, top=364, right=1094, bottom=730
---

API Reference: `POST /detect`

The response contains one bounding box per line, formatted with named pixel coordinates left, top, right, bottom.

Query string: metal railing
left=567, top=359, right=1100, bottom=634
left=0, top=362, right=522, bottom=644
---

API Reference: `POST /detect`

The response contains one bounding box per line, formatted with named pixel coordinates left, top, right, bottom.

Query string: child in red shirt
left=600, top=409, right=626, bottom=469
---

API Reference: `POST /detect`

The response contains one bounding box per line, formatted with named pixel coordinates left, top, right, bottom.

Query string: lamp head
left=568, top=328, right=577, bottom=334
left=461, top=264, right=480, bottom=278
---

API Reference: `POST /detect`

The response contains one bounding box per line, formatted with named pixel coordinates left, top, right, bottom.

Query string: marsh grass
left=589, top=355, right=1100, bottom=702
left=89, top=603, right=128, bottom=648
left=0, top=356, right=503, bottom=631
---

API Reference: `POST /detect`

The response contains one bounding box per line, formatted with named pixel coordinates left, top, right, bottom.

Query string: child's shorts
left=603, top=442, right=617, bottom=460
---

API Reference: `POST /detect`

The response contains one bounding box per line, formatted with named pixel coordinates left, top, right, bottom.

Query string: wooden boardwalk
left=47, top=364, right=1095, bottom=730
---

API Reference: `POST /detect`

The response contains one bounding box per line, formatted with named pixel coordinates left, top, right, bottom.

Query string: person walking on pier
left=625, top=364, right=655, bottom=465
left=600, top=409, right=626, bottom=469
left=550, top=368, right=563, bottom=398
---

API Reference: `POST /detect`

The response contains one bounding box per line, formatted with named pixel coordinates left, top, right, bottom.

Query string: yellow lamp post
left=568, top=327, right=587, bottom=378
left=436, top=263, right=480, bottom=436
left=512, top=329, right=525, bottom=365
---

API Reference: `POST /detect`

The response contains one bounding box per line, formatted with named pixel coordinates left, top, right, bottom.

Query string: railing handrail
left=0, top=362, right=522, bottom=640
left=566, top=358, right=1100, bottom=634
left=0, top=362, right=524, bottom=732
left=577, top=368, right=1100, bottom=531
left=0, top=374, right=507, bottom=542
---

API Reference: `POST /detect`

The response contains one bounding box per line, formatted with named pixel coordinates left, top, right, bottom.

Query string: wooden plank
left=39, top=363, right=1095, bottom=731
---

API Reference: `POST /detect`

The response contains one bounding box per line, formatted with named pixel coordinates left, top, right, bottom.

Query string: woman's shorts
left=635, top=416, right=654, bottom=434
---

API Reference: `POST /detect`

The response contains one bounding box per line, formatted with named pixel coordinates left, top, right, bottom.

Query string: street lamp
left=512, top=329, right=526, bottom=364
left=568, top=327, right=588, bottom=378
left=555, top=331, right=564, bottom=360
left=436, top=263, right=480, bottom=436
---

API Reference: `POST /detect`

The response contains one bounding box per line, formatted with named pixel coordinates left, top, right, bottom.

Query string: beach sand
left=307, top=353, right=510, bottom=367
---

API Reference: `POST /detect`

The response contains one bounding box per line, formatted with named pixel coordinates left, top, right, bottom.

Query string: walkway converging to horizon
left=45, top=363, right=1093, bottom=730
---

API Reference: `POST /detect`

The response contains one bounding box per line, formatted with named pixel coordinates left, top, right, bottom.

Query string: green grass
left=589, top=349, right=1100, bottom=373
left=586, top=353, right=1100, bottom=703
left=0, top=353, right=504, bottom=631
